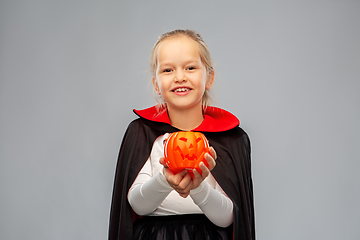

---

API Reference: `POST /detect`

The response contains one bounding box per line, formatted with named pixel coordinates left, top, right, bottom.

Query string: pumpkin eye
left=175, top=146, right=184, bottom=159
left=179, top=137, right=187, bottom=142
left=196, top=138, right=202, bottom=143
left=175, top=146, right=182, bottom=153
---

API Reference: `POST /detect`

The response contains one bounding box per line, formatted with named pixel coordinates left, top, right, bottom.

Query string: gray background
left=1, top=0, right=359, bottom=239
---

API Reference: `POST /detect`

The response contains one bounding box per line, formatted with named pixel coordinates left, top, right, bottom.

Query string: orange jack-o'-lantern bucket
left=164, top=131, right=210, bottom=177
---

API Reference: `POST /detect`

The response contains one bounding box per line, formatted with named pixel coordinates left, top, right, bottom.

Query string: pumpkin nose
left=189, top=143, right=194, bottom=149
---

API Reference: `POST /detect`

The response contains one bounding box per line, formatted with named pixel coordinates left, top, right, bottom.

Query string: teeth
left=174, top=88, right=189, bottom=92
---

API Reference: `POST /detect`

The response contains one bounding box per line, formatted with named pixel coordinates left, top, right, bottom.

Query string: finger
left=191, top=168, right=204, bottom=188
left=175, top=172, right=192, bottom=190
left=209, top=147, right=217, bottom=160
left=162, top=166, right=175, bottom=178
left=168, top=169, right=188, bottom=186
left=204, top=152, right=216, bottom=171
left=193, top=167, right=203, bottom=180
left=179, top=192, right=190, bottom=198
left=199, top=161, right=210, bottom=179
left=173, top=173, right=192, bottom=197
left=159, top=157, right=169, bottom=175
left=176, top=184, right=192, bottom=198
left=159, top=157, right=167, bottom=167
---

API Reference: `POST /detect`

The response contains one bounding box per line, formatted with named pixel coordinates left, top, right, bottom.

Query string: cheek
left=197, top=72, right=208, bottom=88
left=155, top=76, right=166, bottom=90
left=158, top=76, right=173, bottom=92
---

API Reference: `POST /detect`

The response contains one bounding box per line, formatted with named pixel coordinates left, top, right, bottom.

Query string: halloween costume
left=109, top=106, right=255, bottom=240
left=127, top=132, right=234, bottom=227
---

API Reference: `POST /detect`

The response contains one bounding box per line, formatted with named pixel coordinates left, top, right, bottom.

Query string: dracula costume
left=109, top=106, right=255, bottom=240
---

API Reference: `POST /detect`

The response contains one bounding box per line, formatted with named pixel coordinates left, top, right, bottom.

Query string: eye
left=187, top=66, right=196, bottom=71
left=179, top=137, right=187, bottom=142
left=163, top=68, right=172, bottom=73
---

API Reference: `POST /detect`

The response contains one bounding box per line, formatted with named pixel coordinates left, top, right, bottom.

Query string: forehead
left=156, top=36, right=201, bottom=62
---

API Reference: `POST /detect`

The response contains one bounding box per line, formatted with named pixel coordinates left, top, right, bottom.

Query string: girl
left=109, top=29, right=255, bottom=240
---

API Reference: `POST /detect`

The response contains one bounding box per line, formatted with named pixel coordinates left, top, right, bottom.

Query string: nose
left=174, top=69, right=186, bottom=82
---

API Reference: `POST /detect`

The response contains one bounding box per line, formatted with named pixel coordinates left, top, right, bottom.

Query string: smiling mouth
left=173, top=87, right=191, bottom=92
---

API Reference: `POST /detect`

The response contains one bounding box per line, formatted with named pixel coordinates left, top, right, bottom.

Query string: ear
left=152, top=77, right=161, bottom=95
left=205, top=70, right=215, bottom=90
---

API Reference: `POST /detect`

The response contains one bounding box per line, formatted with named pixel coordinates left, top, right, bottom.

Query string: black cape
left=109, top=107, right=255, bottom=240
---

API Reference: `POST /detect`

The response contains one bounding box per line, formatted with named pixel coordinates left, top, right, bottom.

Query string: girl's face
left=152, top=36, right=214, bottom=112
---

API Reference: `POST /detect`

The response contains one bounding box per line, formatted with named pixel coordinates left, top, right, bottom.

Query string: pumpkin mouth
left=184, top=154, right=196, bottom=161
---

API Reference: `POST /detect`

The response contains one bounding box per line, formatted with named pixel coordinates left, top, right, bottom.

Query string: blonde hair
left=150, top=29, right=214, bottom=112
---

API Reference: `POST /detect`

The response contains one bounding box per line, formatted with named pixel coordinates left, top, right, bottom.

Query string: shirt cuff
left=189, top=182, right=211, bottom=206
left=155, top=171, right=173, bottom=191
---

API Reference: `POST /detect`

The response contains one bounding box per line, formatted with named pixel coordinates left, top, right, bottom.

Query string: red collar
left=133, top=106, right=239, bottom=132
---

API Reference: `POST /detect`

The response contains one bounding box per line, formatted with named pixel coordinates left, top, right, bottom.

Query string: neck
left=167, top=105, right=204, bottom=131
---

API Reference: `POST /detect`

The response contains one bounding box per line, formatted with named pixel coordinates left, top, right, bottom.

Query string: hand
left=159, top=157, right=192, bottom=198
left=159, top=146, right=217, bottom=198
left=191, top=146, right=217, bottom=189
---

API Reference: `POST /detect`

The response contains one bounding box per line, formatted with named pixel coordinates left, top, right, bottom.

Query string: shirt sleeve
left=190, top=181, right=234, bottom=228
left=127, top=158, right=173, bottom=215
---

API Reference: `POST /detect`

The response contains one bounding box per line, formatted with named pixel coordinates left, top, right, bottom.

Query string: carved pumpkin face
left=164, top=131, right=210, bottom=176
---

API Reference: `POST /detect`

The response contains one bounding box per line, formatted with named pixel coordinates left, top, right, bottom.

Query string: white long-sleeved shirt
left=127, top=134, right=234, bottom=228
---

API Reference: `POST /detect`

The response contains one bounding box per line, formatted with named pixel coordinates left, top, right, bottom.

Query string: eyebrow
left=158, top=60, right=201, bottom=67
